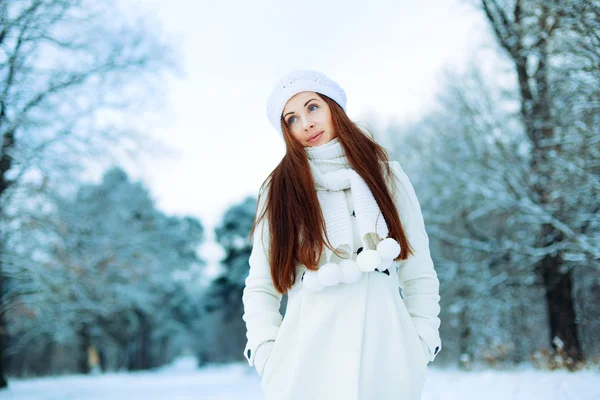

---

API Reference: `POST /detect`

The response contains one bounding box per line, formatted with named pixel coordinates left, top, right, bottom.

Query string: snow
left=2, top=356, right=599, bottom=400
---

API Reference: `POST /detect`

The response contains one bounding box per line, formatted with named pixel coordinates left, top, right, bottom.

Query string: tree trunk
left=78, top=327, right=90, bottom=374
left=0, top=92, right=16, bottom=390
left=0, top=235, right=8, bottom=388
left=138, top=319, right=150, bottom=370
left=0, top=311, right=7, bottom=388
left=508, top=2, right=584, bottom=366
left=537, top=227, right=584, bottom=365
left=129, top=310, right=150, bottom=371
left=527, top=51, right=584, bottom=364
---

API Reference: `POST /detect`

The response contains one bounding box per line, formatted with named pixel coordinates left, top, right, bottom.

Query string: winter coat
left=241, top=160, right=442, bottom=400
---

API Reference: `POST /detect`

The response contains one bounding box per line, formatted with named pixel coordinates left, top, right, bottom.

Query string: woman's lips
left=307, top=131, right=324, bottom=143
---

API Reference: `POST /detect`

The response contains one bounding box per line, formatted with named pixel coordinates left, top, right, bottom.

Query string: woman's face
left=282, top=91, right=336, bottom=147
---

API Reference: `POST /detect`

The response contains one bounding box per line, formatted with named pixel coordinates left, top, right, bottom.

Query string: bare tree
left=387, top=62, right=551, bottom=367
left=0, top=0, right=175, bottom=387
left=479, top=0, right=599, bottom=365
left=386, top=0, right=599, bottom=368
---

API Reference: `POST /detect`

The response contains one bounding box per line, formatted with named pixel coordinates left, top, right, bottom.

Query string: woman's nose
left=302, top=117, right=314, bottom=130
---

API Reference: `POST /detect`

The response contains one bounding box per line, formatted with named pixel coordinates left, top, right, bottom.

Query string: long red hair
left=249, top=94, right=413, bottom=294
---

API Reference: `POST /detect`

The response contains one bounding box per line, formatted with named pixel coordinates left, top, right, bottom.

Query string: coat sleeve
left=241, top=191, right=283, bottom=372
left=388, top=161, right=442, bottom=362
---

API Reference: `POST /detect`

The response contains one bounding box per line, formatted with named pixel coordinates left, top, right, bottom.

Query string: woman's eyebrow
left=283, top=98, right=318, bottom=118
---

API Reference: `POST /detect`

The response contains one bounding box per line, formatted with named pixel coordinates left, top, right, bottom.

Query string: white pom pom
left=356, top=249, right=381, bottom=272
left=339, top=259, right=362, bottom=284
left=377, top=238, right=401, bottom=260
left=303, top=270, right=324, bottom=292
left=317, top=262, right=342, bottom=286
left=377, top=258, right=394, bottom=272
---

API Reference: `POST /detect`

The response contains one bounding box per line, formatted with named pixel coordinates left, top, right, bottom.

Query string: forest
left=0, top=0, right=597, bottom=391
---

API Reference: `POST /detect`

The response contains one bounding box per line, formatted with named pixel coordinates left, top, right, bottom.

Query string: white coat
left=242, top=161, right=442, bottom=400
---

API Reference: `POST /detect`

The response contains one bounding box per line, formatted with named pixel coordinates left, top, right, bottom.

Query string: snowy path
left=1, top=356, right=599, bottom=400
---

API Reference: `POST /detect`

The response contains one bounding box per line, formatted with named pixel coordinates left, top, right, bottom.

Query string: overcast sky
left=120, top=0, right=490, bottom=269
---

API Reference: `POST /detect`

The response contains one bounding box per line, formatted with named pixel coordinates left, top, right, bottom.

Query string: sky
left=118, top=0, right=490, bottom=271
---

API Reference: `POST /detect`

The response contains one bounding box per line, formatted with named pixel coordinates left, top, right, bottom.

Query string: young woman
left=242, top=70, right=441, bottom=400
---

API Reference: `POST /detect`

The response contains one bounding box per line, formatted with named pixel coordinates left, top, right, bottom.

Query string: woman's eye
left=288, top=116, right=297, bottom=125
left=308, top=104, right=318, bottom=112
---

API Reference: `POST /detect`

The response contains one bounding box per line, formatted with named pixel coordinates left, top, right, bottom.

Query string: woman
left=242, top=70, right=441, bottom=400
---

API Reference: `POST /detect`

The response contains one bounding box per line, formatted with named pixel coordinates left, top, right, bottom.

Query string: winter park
left=1, top=0, right=599, bottom=399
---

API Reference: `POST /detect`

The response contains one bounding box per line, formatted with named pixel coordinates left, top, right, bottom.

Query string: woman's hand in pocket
left=255, top=340, right=275, bottom=376
left=419, top=337, right=431, bottom=365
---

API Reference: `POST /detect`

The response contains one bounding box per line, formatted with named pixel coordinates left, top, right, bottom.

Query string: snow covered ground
left=1, top=356, right=599, bottom=400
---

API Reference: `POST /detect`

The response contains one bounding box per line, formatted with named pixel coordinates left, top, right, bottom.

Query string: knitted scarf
left=305, top=137, right=389, bottom=263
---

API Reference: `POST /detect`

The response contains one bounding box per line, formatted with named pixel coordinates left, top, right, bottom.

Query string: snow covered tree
left=196, top=196, right=257, bottom=364
left=4, top=167, right=205, bottom=376
left=384, top=0, right=599, bottom=368
left=0, top=0, right=173, bottom=386
left=387, top=62, right=550, bottom=366
left=479, top=0, right=599, bottom=365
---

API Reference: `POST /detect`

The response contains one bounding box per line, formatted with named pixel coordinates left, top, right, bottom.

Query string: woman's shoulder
left=385, top=159, right=406, bottom=171
left=257, top=173, right=273, bottom=193
left=384, top=160, right=409, bottom=186
left=384, top=160, right=424, bottom=214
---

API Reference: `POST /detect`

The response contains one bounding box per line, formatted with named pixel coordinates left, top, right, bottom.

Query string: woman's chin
left=307, top=133, right=332, bottom=147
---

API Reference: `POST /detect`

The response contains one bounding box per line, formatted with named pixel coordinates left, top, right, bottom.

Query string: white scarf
left=305, top=137, right=389, bottom=263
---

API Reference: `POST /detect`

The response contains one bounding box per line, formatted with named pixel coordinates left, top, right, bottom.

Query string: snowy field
left=1, top=356, right=599, bottom=400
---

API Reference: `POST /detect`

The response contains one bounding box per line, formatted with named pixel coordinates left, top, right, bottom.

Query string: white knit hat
left=266, top=70, right=347, bottom=135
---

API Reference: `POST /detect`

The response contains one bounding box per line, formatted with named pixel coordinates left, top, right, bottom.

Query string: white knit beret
left=266, top=70, right=347, bottom=135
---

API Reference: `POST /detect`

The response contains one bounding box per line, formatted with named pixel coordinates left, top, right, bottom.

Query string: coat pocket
left=409, top=318, right=430, bottom=369
left=260, top=333, right=282, bottom=389
left=261, top=354, right=273, bottom=380
left=416, top=335, right=430, bottom=367
left=397, top=293, right=430, bottom=369
left=254, top=341, right=274, bottom=377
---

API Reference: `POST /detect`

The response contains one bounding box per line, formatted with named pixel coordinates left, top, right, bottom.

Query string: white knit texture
left=306, top=137, right=389, bottom=262
left=266, top=70, right=347, bottom=135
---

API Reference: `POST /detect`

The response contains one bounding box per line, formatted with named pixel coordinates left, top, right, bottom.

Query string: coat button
left=356, top=247, right=363, bottom=254
left=247, top=349, right=251, bottom=359
left=351, top=210, right=356, bottom=217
